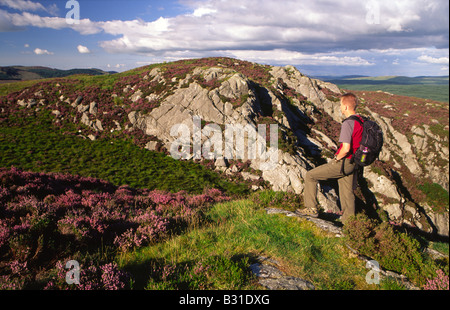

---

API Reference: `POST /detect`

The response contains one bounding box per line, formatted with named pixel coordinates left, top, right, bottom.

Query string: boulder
left=89, top=102, right=98, bottom=115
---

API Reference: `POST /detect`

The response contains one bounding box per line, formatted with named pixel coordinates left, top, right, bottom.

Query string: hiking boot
left=295, top=208, right=319, bottom=218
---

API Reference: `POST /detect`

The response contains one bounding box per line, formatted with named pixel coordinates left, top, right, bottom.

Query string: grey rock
left=94, top=119, right=103, bottom=132
left=80, top=113, right=92, bottom=127
left=145, top=141, right=158, bottom=151
left=71, top=95, right=83, bottom=107
left=128, top=111, right=141, bottom=125
left=89, top=101, right=98, bottom=115
left=250, top=257, right=315, bottom=290
left=266, top=208, right=343, bottom=236
left=214, top=157, right=229, bottom=168
left=78, top=104, right=89, bottom=113
left=17, top=99, right=27, bottom=107
left=51, top=110, right=61, bottom=117
left=131, top=90, right=143, bottom=103
left=259, top=276, right=315, bottom=290
left=27, top=99, right=37, bottom=108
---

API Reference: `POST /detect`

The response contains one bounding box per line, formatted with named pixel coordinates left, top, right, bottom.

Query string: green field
left=320, top=75, right=449, bottom=103
left=338, top=84, right=448, bottom=103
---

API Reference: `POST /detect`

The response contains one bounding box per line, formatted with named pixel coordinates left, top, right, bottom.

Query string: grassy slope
left=120, top=199, right=382, bottom=290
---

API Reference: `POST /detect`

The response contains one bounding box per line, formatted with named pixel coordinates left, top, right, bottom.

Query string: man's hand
left=335, top=143, right=351, bottom=161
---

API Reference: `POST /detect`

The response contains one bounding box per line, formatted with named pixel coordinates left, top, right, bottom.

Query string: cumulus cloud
left=0, top=0, right=58, bottom=16
left=0, top=0, right=45, bottom=12
left=77, top=45, right=90, bottom=54
left=107, top=63, right=125, bottom=69
left=418, top=55, right=449, bottom=65
left=34, top=48, right=53, bottom=55
left=4, top=10, right=102, bottom=35
left=227, top=49, right=375, bottom=66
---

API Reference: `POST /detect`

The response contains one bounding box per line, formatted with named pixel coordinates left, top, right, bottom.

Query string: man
left=298, top=93, right=363, bottom=223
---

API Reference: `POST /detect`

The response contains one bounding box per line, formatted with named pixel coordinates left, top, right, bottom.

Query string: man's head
left=340, top=93, right=358, bottom=117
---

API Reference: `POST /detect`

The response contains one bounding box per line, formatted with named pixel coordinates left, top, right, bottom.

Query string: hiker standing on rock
left=298, top=93, right=363, bottom=223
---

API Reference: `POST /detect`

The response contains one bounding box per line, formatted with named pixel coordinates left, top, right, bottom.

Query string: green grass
left=418, top=182, right=449, bottom=213
left=0, top=121, right=248, bottom=196
left=119, top=199, right=398, bottom=290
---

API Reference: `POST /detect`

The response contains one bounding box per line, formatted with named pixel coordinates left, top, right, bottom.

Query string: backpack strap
left=340, top=159, right=362, bottom=190
left=344, top=114, right=364, bottom=125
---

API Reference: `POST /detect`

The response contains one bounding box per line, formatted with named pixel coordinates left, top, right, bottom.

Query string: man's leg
left=338, top=160, right=356, bottom=223
left=303, top=160, right=347, bottom=211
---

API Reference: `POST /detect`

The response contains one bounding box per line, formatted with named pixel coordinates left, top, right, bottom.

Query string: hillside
left=0, top=66, right=116, bottom=82
left=0, top=57, right=448, bottom=291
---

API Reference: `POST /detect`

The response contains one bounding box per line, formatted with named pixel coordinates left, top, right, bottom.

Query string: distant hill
left=315, top=75, right=449, bottom=85
left=0, top=66, right=117, bottom=81
left=315, top=75, right=449, bottom=102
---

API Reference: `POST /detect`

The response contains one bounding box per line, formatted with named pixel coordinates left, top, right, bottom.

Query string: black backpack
left=349, top=115, right=384, bottom=167
left=341, top=115, right=384, bottom=188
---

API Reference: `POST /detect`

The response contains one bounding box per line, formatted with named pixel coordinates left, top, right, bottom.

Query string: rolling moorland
left=0, top=66, right=116, bottom=83
left=0, top=57, right=448, bottom=291
left=317, top=75, right=449, bottom=103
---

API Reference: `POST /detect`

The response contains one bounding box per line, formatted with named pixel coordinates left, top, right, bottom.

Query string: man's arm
left=335, top=142, right=351, bottom=161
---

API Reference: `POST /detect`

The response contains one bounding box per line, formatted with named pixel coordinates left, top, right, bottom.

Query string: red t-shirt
left=336, top=115, right=364, bottom=159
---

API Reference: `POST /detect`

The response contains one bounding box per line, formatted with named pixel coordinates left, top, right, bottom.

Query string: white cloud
left=0, top=0, right=58, bottom=16
left=107, top=63, right=125, bottom=69
left=0, top=0, right=45, bottom=12
left=77, top=45, right=90, bottom=54
left=34, top=48, right=53, bottom=55
left=1, top=10, right=101, bottom=34
left=418, top=55, right=449, bottom=65
left=227, top=49, right=374, bottom=67
left=192, top=7, right=217, bottom=17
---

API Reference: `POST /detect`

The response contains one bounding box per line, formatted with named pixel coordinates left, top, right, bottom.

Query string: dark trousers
left=304, top=159, right=355, bottom=222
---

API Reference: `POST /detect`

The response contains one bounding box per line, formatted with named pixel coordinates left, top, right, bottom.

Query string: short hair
left=340, top=93, right=358, bottom=111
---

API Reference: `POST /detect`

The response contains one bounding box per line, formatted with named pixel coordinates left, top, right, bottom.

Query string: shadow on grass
left=122, top=253, right=260, bottom=290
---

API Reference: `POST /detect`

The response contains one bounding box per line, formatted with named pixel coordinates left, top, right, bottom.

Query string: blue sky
left=0, top=0, right=448, bottom=77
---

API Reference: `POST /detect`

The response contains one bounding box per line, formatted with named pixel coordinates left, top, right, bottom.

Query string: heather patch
left=0, top=167, right=229, bottom=289
left=353, top=90, right=449, bottom=137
